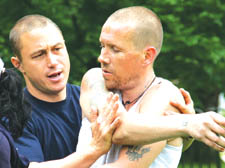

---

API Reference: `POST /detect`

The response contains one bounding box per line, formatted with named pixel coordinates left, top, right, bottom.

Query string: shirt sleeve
left=14, top=122, right=44, bottom=162
left=0, top=132, right=11, bottom=168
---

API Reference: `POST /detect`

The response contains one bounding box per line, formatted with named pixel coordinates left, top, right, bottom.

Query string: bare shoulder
left=80, top=67, right=107, bottom=119
left=82, top=67, right=102, bottom=84
left=139, top=77, right=185, bottom=116
left=81, top=68, right=104, bottom=91
left=156, top=78, right=183, bottom=99
left=84, top=67, right=102, bottom=77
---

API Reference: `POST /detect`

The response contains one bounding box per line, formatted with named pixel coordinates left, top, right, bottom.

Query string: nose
left=46, top=52, right=58, bottom=68
left=98, top=48, right=110, bottom=64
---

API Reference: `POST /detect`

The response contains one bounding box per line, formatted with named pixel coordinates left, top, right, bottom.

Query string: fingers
left=180, top=88, right=193, bottom=106
left=211, top=112, right=225, bottom=129
left=102, top=93, right=119, bottom=116
left=201, top=138, right=225, bottom=152
left=187, top=112, right=225, bottom=151
left=208, top=112, right=225, bottom=143
left=90, top=106, right=98, bottom=123
left=89, top=93, right=121, bottom=155
left=108, top=117, right=121, bottom=135
left=95, top=92, right=120, bottom=129
left=106, top=92, right=114, bottom=103
left=110, top=102, right=119, bottom=121
left=170, top=89, right=195, bottom=114
left=204, top=127, right=225, bottom=151
left=170, top=101, right=189, bottom=114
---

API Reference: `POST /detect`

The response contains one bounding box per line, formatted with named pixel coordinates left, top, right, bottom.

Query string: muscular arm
left=81, top=68, right=225, bottom=151
left=113, top=80, right=191, bottom=151
left=99, top=141, right=166, bottom=168
left=92, top=79, right=184, bottom=167
left=80, top=68, right=109, bottom=120
left=80, top=68, right=186, bottom=143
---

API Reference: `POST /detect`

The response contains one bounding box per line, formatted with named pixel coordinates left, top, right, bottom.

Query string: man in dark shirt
left=9, top=15, right=121, bottom=167
left=16, top=85, right=81, bottom=161
left=10, top=14, right=81, bottom=162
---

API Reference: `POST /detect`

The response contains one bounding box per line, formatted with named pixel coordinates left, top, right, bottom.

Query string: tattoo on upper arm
left=125, top=145, right=151, bottom=161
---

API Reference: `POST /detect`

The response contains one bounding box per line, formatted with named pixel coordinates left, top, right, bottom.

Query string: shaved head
left=105, top=6, right=163, bottom=56
left=9, top=14, right=62, bottom=60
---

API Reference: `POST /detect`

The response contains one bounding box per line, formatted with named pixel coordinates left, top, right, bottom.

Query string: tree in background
left=0, top=0, right=224, bottom=111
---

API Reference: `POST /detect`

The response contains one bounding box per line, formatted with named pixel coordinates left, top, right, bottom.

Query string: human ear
left=11, top=56, right=25, bottom=73
left=143, top=46, right=157, bottom=65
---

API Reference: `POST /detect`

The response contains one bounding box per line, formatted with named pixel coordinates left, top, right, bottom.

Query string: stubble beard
left=104, top=76, right=132, bottom=92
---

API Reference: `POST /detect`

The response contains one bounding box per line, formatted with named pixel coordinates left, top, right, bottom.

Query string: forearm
left=29, top=146, right=101, bottom=168
left=113, top=113, right=190, bottom=145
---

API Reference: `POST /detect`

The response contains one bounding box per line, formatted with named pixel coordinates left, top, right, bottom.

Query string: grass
left=178, top=162, right=225, bottom=168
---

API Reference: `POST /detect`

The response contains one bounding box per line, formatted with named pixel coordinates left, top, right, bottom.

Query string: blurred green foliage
left=0, top=0, right=224, bottom=111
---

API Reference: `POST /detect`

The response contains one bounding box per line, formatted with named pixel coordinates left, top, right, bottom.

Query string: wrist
left=85, top=143, right=104, bottom=159
left=178, top=115, right=192, bottom=138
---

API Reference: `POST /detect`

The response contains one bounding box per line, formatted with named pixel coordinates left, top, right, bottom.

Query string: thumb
left=90, top=106, right=98, bottom=123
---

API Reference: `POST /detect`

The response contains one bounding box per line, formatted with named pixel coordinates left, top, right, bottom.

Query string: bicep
left=100, top=141, right=166, bottom=168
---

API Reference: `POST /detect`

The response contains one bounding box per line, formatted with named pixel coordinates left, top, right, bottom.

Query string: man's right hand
left=89, top=93, right=121, bottom=156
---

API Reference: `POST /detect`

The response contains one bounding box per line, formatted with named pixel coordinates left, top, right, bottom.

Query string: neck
left=121, top=72, right=156, bottom=109
left=26, top=84, right=67, bottom=102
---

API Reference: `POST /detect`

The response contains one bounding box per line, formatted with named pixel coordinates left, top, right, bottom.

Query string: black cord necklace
left=122, top=76, right=156, bottom=106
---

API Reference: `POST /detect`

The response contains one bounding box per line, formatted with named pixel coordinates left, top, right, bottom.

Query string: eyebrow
left=30, top=42, right=64, bottom=57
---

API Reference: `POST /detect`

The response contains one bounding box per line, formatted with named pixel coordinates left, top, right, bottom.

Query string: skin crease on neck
left=98, top=21, right=156, bottom=109
left=13, top=25, right=70, bottom=102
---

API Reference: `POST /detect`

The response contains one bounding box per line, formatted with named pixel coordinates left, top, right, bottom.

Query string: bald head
left=105, top=6, right=163, bottom=56
left=9, top=14, right=62, bottom=60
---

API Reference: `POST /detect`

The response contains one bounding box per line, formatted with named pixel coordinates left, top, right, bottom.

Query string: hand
left=89, top=92, right=121, bottom=155
left=182, top=112, right=225, bottom=151
left=170, top=88, right=195, bottom=114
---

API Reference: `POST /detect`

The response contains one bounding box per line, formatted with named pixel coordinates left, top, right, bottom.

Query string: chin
left=51, top=83, right=67, bottom=93
left=105, top=81, right=118, bottom=90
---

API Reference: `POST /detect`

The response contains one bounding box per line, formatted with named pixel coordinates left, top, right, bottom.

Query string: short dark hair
left=9, top=14, right=62, bottom=60
left=105, top=6, right=163, bottom=56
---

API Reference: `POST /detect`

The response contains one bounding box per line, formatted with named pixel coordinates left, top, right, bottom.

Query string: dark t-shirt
left=0, top=124, right=29, bottom=168
left=14, top=84, right=82, bottom=162
left=0, top=130, right=11, bottom=168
